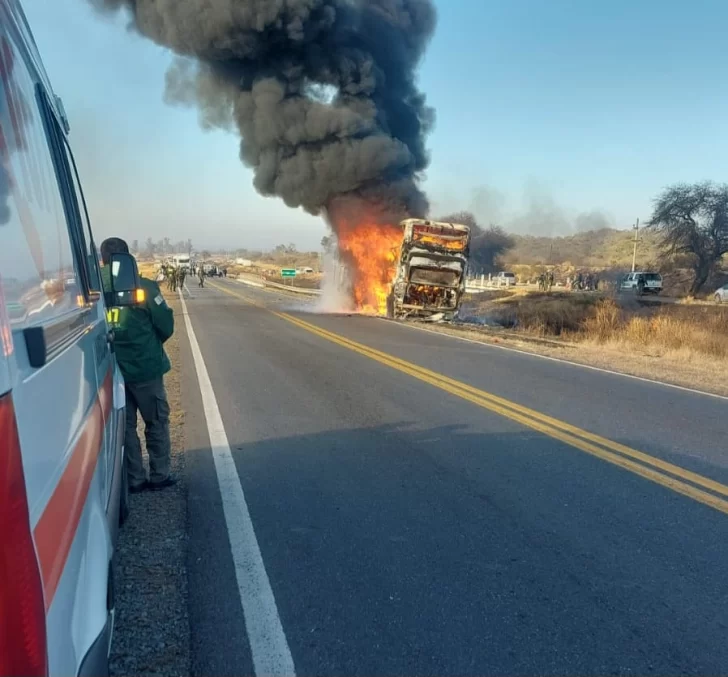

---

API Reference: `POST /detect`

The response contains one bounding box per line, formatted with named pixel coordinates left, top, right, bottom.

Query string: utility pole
left=631, top=218, right=639, bottom=273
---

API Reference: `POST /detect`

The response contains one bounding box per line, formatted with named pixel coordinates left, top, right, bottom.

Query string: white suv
left=493, top=271, right=517, bottom=287
left=619, top=272, right=663, bottom=295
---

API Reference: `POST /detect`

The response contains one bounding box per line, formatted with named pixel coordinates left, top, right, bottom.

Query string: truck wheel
left=716, top=294, right=722, bottom=304
left=386, top=294, right=395, bottom=319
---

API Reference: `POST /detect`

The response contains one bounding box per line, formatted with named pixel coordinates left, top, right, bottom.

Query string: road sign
left=281, top=269, right=297, bottom=278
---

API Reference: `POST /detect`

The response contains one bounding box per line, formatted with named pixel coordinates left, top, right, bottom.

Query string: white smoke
left=315, top=244, right=355, bottom=313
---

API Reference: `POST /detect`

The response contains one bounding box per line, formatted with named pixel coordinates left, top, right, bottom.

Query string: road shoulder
left=109, top=295, right=191, bottom=676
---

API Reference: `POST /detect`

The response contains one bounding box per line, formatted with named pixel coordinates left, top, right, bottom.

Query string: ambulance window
left=35, top=88, right=98, bottom=303
left=60, top=137, right=101, bottom=294
left=0, top=32, right=82, bottom=331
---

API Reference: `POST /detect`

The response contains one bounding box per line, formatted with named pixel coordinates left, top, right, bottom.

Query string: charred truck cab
left=386, top=219, right=471, bottom=322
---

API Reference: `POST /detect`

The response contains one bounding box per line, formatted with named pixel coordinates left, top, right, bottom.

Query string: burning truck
left=385, top=219, right=471, bottom=322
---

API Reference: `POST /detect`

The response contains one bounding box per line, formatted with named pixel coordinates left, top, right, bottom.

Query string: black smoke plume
left=89, top=0, right=436, bottom=224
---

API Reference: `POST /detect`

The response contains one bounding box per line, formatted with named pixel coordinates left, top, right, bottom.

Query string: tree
left=144, top=237, right=155, bottom=257
left=131, top=239, right=139, bottom=254
left=470, top=225, right=516, bottom=273
left=648, top=182, right=728, bottom=294
left=200, top=250, right=211, bottom=260
left=438, top=210, right=515, bottom=274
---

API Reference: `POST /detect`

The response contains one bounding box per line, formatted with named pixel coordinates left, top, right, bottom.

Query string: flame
left=413, top=233, right=466, bottom=251
left=336, top=219, right=402, bottom=315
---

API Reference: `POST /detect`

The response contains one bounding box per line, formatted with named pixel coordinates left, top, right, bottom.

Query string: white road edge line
left=178, top=288, right=296, bottom=676
left=384, top=319, right=728, bottom=402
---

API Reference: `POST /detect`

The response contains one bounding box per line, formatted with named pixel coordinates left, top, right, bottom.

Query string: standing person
left=100, top=237, right=177, bottom=492
left=198, top=268, right=205, bottom=288
left=178, top=266, right=187, bottom=291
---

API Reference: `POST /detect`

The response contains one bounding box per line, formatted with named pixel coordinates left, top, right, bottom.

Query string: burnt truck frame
left=386, top=219, right=471, bottom=322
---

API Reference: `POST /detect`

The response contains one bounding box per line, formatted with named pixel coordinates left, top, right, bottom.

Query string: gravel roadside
left=110, top=296, right=191, bottom=676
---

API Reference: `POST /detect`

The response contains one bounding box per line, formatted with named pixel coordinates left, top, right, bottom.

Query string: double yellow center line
left=209, top=280, right=728, bottom=516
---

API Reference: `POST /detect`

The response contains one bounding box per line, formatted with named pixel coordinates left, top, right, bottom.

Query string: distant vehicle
left=0, top=2, right=132, bottom=674
left=172, top=254, right=191, bottom=269
left=203, top=264, right=224, bottom=277
left=297, top=266, right=315, bottom=274
left=714, top=283, right=728, bottom=303
left=386, top=219, right=471, bottom=321
left=620, top=272, right=663, bottom=295
left=493, top=271, right=517, bottom=287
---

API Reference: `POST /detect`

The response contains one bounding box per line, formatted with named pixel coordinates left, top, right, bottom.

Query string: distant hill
left=501, top=228, right=664, bottom=269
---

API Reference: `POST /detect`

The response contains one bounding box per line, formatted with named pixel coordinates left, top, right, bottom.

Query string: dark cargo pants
left=125, top=377, right=171, bottom=487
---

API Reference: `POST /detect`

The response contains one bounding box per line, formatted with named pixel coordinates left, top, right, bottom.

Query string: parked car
left=0, top=1, right=132, bottom=675
left=619, top=272, right=663, bottom=295
left=714, top=283, right=728, bottom=303
left=493, top=271, right=517, bottom=287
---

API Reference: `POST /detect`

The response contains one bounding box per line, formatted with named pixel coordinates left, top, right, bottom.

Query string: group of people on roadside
left=160, top=263, right=202, bottom=292
left=101, top=237, right=177, bottom=493
left=160, top=263, right=229, bottom=292
left=569, top=272, right=600, bottom=291
left=532, top=270, right=601, bottom=292
left=537, top=271, right=555, bottom=292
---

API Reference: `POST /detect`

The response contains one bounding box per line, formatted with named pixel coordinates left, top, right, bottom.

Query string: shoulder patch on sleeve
left=154, top=294, right=165, bottom=305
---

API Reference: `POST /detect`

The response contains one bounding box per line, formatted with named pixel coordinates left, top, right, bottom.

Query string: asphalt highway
left=177, top=278, right=728, bottom=676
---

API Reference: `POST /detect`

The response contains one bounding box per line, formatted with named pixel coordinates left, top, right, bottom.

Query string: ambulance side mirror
left=106, top=252, right=145, bottom=307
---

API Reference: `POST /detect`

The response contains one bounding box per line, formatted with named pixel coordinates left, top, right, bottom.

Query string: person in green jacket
left=100, top=238, right=177, bottom=492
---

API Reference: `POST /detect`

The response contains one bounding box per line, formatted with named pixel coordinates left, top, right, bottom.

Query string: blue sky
left=25, top=0, right=728, bottom=250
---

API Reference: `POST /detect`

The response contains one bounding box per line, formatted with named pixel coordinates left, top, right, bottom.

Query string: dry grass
left=138, top=262, right=158, bottom=279
left=582, top=299, right=728, bottom=360
left=466, top=292, right=728, bottom=360
left=465, top=292, right=602, bottom=336
left=450, top=292, right=728, bottom=395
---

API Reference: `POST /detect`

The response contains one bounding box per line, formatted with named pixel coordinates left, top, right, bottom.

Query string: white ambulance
left=0, top=1, right=135, bottom=674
